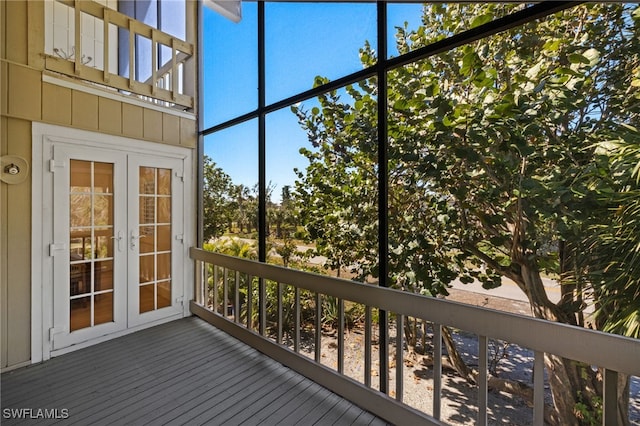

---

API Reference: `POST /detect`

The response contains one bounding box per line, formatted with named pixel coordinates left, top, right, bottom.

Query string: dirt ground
left=292, top=289, right=640, bottom=426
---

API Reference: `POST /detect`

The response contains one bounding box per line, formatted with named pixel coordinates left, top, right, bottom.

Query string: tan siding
left=1, top=61, right=7, bottom=115
left=5, top=1, right=28, bottom=64
left=180, top=117, right=197, bottom=148
left=143, top=108, right=163, bottom=142
left=162, top=113, right=180, bottom=145
left=42, top=83, right=72, bottom=125
left=3, top=118, right=32, bottom=367
left=1, top=116, right=8, bottom=369
left=8, top=64, right=41, bottom=120
left=122, top=103, right=144, bottom=138
left=72, top=90, right=99, bottom=130
left=98, top=97, right=122, bottom=134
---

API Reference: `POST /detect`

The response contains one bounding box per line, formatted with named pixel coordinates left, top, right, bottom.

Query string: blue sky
left=202, top=2, right=423, bottom=202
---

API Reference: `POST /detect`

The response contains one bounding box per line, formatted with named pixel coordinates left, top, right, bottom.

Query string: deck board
left=1, top=317, right=389, bottom=425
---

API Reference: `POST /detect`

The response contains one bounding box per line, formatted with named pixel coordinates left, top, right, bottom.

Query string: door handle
left=130, top=231, right=146, bottom=249
left=111, top=231, right=123, bottom=252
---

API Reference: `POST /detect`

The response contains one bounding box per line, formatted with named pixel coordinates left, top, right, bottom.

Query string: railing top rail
left=191, top=247, right=640, bottom=376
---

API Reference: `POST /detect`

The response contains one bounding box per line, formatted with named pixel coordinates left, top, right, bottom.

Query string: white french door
left=50, top=144, right=185, bottom=350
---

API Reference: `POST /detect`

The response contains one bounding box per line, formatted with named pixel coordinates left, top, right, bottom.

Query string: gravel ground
left=291, top=289, right=640, bottom=425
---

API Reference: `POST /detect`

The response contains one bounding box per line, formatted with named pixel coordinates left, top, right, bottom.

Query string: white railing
left=190, top=247, right=640, bottom=426
left=45, top=0, right=193, bottom=109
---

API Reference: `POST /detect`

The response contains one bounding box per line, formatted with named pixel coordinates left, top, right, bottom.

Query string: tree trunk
left=517, top=261, right=629, bottom=425
left=442, top=326, right=476, bottom=383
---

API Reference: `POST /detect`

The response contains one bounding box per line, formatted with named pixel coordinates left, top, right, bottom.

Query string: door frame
left=32, top=122, right=194, bottom=363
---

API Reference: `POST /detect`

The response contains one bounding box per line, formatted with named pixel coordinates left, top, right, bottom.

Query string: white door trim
left=32, top=123, right=194, bottom=363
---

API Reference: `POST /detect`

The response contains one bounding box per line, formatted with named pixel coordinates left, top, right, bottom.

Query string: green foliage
left=293, top=4, right=640, bottom=336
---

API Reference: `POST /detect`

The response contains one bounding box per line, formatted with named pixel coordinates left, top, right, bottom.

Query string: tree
left=293, top=4, right=640, bottom=424
left=202, top=156, right=233, bottom=242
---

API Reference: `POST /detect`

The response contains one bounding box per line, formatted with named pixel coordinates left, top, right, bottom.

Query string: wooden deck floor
left=1, top=317, right=389, bottom=425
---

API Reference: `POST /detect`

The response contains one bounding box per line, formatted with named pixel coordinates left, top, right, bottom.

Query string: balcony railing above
left=44, top=0, right=193, bottom=110
left=190, top=247, right=640, bottom=426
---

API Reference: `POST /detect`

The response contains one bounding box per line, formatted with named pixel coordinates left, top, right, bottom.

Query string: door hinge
left=175, top=234, right=184, bottom=243
left=174, top=171, right=184, bottom=182
left=49, top=326, right=66, bottom=341
left=176, top=297, right=184, bottom=305
left=49, top=243, right=66, bottom=256
left=49, top=159, right=66, bottom=172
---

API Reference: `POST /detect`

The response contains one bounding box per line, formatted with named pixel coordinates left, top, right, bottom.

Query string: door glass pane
left=94, top=228, right=114, bottom=259
left=139, top=196, right=155, bottom=224
left=139, top=225, right=155, bottom=253
left=94, top=162, right=113, bottom=192
left=139, top=167, right=156, bottom=194
left=157, top=225, right=171, bottom=252
left=70, top=194, right=91, bottom=227
left=138, top=166, right=172, bottom=313
left=95, top=260, right=113, bottom=291
left=94, top=293, right=114, bottom=325
left=139, top=254, right=154, bottom=284
left=70, top=160, right=91, bottom=192
left=157, top=253, right=170, bottom=280
left=69, top=160, right=115, bottom=331
left=157, top=168, right=171, bottom=195
left=157, top=281, right=171, bottom=309
left=70, top=297, right=91, bottom=331
left=157, top=197, right=171, bottom=223
left=94, top=194, right=113, bottom=226
left=139, top=284, right=155, bottom=313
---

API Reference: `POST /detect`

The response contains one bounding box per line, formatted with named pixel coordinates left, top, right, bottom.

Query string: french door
left=50, top=144, right=184, bottom=350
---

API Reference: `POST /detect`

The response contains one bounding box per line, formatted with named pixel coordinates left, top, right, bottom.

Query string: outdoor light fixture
left=202, top=0, right=242, bottom=23
left=0, top=155, right=29, bottom=184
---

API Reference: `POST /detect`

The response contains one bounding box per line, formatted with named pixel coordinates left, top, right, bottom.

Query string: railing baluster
left=315, top=293, right=322, bottom=363
left=396, top=314, right=404, bottom=402
left=277, top=282, right=283, bottom=344
left=533, top=350, right=544, bottom=425
left=478, top=335, right=488, bottom=426
left=259, top=278, right=266, bottom=335
left=247, top=275, right=253, bottom=330
left=338, top=298, right=344, bottom=374
left=223, top=268, right=229, bottom=318
left=365, top=306, right=372, bottom=387
left=294, top=286, right=300, bottom=352
left=234, top=271, right=240, bottom=323
left=128, top=19, right=134, bottom=89
left=74, top=0, right=81, bottom=75
left=433, top=322, right=442, bottom=420
left=213, top=265, right=218, bottom=313
left=603, top=369, right=619, bottom=426
left=103, top=8, right=110, bottom=82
